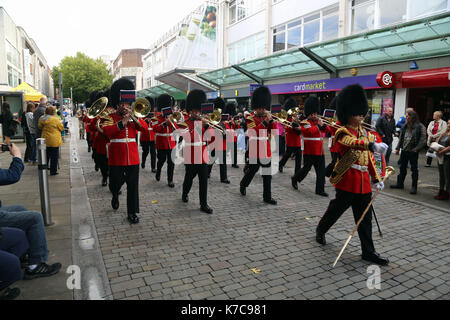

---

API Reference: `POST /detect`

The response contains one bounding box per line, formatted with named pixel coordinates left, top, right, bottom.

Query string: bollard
left=37, top=138, right=54, bottom=226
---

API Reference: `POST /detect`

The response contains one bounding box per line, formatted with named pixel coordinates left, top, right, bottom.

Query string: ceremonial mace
left=332, top=166, right=396, bottom=268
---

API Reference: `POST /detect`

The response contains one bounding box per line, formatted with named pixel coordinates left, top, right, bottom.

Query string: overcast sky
left=0, top=0, right=206, bottom=68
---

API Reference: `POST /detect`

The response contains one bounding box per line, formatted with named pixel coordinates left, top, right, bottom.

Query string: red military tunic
left=300, top=119, right=325, bottom=155
left=102, top=113, right=148, bottom=166
left=285, top=116, right=301, bottom=147
left=227, top=121, right=240, bottom=144
left=209, top=122, right=230, bottom=152
left=247, top=114, right=278, bottom=160
left=333, top=126, right=381, bottom=194
left=326, top=121, right=340, bottom=153
left=139, top=117, right=156, bottom=142
left=153, top=115, right=177, bottom=150
left=181, top=118, right=209, bottom=165
left=88, top=120, right=108, bottom=155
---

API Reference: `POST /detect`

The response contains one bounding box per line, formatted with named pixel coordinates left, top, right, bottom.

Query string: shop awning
left=155, top=68, right=217, bottom=93
left=197, top=11, right=450, bottom=89
left=10, top=82, right=46, bottom=102
left=137, top=84, right=187, bottom=101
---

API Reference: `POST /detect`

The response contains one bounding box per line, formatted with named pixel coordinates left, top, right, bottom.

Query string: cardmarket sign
left=250, top=75, right=381, bottom=95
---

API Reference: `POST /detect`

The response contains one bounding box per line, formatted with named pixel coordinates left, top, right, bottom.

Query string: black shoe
left=182, top=194, right=189, bottom=203
left=316, top=191, right=329, bottom=197
left=118, top=190, right=122, bottom=195
left=95, top=165, right=99, bottom=172
left=264, top=198, right=277, bottom=205
left=0, top=287, right=20, bottom=300
left=201, top=205, right=213, bottom=214
left=50, top=172, right=59, bottom=176
left=279, top=165, right=283, bottom=173
left=111, top=195, right=119, bottom=210
left=88, top=147, right=91, bottom=153
left=221, top=179, right=230, bottom=184
left=410, top=186, right=417, bottom=195
left=24, top=262, right=62, bottom=280
left=141, top=163, right=145, bottom=169
left=127, top=214, right=139, bottom=224
left=240, top=186, right=246, bottom=196
left=291, top=177, right=298, bottom=190
left=362, top=252, right=389, bottom=266
left=316, top=229, right=326, bottom=245
left=232, top=165, right=239, bottom=168
left=390, top=184, right=404, bottom=189
left=151, top=168, right=156, bottom=173
left=168, top=182, right=175, bottom=188
left=156, top=171, right=161, bottom=181
left=208, top=174, right=211, bottom=179
left=102, top=178, right=107, bottom=187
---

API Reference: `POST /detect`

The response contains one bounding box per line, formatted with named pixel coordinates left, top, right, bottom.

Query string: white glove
left=374, top=182, right=384, bottom=191
left=373, top=142, right=389, bottom=155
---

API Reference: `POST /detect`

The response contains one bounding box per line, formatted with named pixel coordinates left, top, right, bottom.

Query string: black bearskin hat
left=110, top=78, right=135, bottom=109
left=283, top=98, right=297, bottom=111
left=213, top=97, right=225, bottom=111
left=179, top=100, right=186, bottom=111
left=336, top=84, right=369, bottom=125
left=89, top=90, right=103, bottom=104
left=156, top=94, right=174, bottom=111
left=251, top=86, right=271, bottom=110
left=145, top=96, right=155, bottom=111
left=225, top=102, right=237, bottom=116
left=103, top=88, right=111, bottom=107
left=304, top=96, right=320, bottom=117
left=186, top=90, right=206, bottom=112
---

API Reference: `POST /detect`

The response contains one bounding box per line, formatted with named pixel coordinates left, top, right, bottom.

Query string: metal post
left=37, top=138, right=54, bottom=226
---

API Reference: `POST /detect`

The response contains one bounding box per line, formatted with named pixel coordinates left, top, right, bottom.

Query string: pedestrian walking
left=38, top=106, right=64, bottom=176
left=375, top=107, right=396, bottom=165
left=0, top=102, right=15, bottom=145
left=425, top=111, right=447, bottom=167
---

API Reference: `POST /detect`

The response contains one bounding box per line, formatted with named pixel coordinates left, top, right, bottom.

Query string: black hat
left=179, top=100, right=186, bottom=111
left=304, top=96, right=320, bottom=117
left=251, top=86, right=271, bottom=110
left=186, top=90, right=206, bottom=112
left=156, top=94, right=174, bottom=111
left=145, top=96, right=155, bottom=111
left=336, top=84, right=369, bottom=125
left=213, top=97, right=225, bottom=110
left=225, top=102, right=237, bottom=116
left=103, top=88, right=111, bottom=107
left=330, top=96, right=337, bottom=109
left=283, top=98, right=297, bottom=111
left=110, top=78, right=135, bottom=108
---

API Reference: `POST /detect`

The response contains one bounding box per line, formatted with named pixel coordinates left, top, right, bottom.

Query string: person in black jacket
left=375, top=107, right=395, bottom=165
left=390, top=109, right=426, bottom=194
left=0, top=102, right=15, bottom=145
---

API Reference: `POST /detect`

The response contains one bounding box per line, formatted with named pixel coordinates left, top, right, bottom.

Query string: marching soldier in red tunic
left=225, top=102, right=241, bottom=169
left=325, top=97, right=340, bottom=178
left=291, top=97, right=328, bottom=197
left=181, top=90, right=213, bottom=214
left=240, top=86, right=278, bottom=205
left=153, top=94, right=178, bottom=188
left=139, top=96, right=157, bottom=173
left=101, top=78, right=148, bottom=224
left=316, top=84, right=389, bottom=265
left=278, top=98, right=302, bottom=175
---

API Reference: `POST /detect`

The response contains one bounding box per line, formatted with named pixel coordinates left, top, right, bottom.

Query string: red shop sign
left=376, top=71, right=394, bottom=88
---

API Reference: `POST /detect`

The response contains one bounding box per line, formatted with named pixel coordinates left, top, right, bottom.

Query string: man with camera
left=0, top=143, right=61, bottom=279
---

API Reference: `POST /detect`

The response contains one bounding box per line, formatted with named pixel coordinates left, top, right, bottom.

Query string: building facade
left=111, top=49, right=149, bottom=91
left=0, top=7, right=54, bottom=97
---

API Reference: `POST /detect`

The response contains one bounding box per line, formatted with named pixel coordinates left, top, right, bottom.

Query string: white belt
left=351, top=164, right=368, bottom=172
left=185, top=142, right=206, bottom=146
left=249, top=137, right=269, bottom=141
left=156, top=133, right=173, bottom=137
left=303, top=137, right=322, bottom=141
left=110, top=138, right=136, bottom=143
left=148, top=128, right=153, bottom=131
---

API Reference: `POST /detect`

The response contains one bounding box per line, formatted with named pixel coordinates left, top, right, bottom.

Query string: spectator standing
left=375, top=107, right=396, bottom=165
left=434, top=119, right=450, bottom=200
left=33, top=97, right=47, bottom=139
left=0, top=102, right=15, bottom=145
left=425, top=111, right=447, bottom=167
left=23, top=103, right=36, bottom=163
left=0, top=143, right=61, bottom=280
left=391, top=109, right=427, bottom=194
left=38, top=106, right=64, bottom=176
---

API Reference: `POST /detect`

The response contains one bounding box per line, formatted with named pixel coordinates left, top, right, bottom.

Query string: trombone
left=317, top=115, right=376, bottom=131
left=198, top=109, right=225, bottom=134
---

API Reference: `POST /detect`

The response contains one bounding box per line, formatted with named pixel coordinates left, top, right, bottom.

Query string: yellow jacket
left=38, top=115, right=64, bottom=147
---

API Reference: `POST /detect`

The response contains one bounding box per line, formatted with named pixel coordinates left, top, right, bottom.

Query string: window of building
left=7, top=65, right=21, bottom=88
left=6, top=41, right=21, bottom=69
left=350, top=0, right=449, bottom=34
left=228, top=32, right=265, bottom=65
left=303, top=14, right=320, bottom=45
left=322, top=12, right=339, bottom=41
left=229, top=0, right=265, bottom=25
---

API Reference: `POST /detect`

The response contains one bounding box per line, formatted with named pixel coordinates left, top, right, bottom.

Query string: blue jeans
left=0, top=227, right=29, bottom=290
left=0, top=205, right=49, bottom=264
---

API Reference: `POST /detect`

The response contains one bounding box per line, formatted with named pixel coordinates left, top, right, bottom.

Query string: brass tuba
left=87, top=97, right=108, bottom=119
left=131, top=97, right=151, bottom=118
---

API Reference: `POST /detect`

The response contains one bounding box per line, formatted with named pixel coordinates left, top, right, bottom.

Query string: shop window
left=379, top=0, right=407, bottom=26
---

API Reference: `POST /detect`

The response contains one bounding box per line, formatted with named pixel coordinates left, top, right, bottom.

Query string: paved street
left=72, top=118, right=449, bottom=300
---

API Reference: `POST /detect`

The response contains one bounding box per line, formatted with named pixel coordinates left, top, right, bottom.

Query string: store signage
left=249, top=84, right=261, bottom=95
left=376, top=71, right=394, bottom=88
left=206, top=91, right=218, bottom=100
left=255, top=75, right=380, bottom=95
left=409, top=61, right=419, bottom=70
